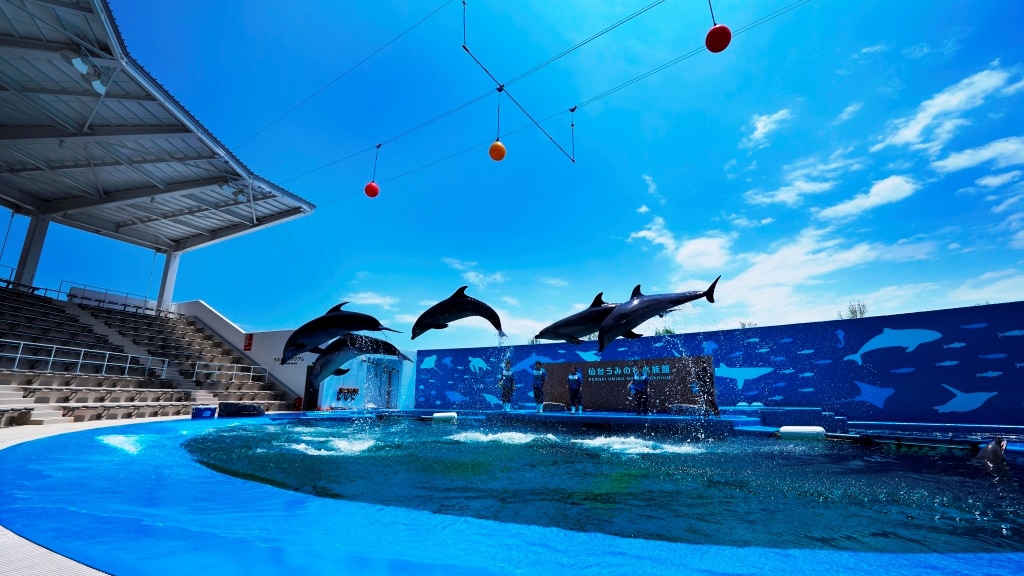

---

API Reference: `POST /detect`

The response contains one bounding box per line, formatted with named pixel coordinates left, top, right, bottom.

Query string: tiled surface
left=0, top=417, right=189, bottom=575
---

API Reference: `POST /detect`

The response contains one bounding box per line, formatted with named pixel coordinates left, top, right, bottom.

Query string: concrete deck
left=0, top=417, right=189, bottom=576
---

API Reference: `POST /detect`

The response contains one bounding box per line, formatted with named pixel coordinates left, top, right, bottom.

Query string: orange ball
left=489, top=140, right=506, bottom=162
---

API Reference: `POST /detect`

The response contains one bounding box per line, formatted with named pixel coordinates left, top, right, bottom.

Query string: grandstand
left=0, top=0, right=310, bottom=427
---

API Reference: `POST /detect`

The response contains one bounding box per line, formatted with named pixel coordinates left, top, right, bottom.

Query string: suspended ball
left=705, top=24, right=732, bottom=53
left=364, top=181, right=379, bottom=198
left=489, top=140, right=506, bottom=162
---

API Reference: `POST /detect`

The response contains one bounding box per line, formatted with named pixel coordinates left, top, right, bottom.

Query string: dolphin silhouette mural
left=307, top=333, right=412, bottom=386
left=933, top=384, right=997, bottom=413
left=535, top=292, right=640, bottom=344
left=412, top=286, right=506, bottom=340
left=843, top=328, right=942, bottom=365
left=512, top=353, right=559, bottom=373
left=715, top=364, right=773, bottom=390
left=576, top=350, right=601, bottom=362
left=280, top=305, right=401, bottom=364
left=597, top=276, right=719, bottom=351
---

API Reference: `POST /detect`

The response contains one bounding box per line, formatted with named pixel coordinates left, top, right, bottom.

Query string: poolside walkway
left=0, top=416, right=190, bottom=576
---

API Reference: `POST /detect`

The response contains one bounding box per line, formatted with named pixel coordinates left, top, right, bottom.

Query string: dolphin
left=932, top=384, right=997, bottom=413
left=535, top=293, right=640, bottom=344
left=597, top=276, right=719, bottom=351
left=975, top=437, right=1007, bottom=466
left=411, top=286, right=505, bottom=340
left=715, top=363, right=773, bottom=390
left=308, top=333, right=412, bottom=386
left=844, top=328, right=942, bottom=365
left=281, top=304, right=401, bottom=364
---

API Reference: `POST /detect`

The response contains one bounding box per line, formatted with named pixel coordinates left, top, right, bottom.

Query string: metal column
left=13, top=214, right=50, bottom=286
left=156, top=251, right=181, bottom=310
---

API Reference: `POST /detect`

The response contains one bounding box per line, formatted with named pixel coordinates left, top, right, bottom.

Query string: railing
left=0, top=277, right=182, bottom=319
left=0, top=338, right=169, bottom=378
left=185, top=361, right=269, bottom=384
left=0, top=264, right=19, bottom=283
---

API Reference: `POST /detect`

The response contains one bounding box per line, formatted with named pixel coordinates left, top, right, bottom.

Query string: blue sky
left=2, top=0, right=1024, bottom=351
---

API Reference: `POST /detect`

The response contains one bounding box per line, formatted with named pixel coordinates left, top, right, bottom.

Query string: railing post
left=13, top=342, right=23, bottom=370
left=101, top=352, right=110, bottom=376
left=46, top=344, right=55, bottom=372
left=75, top=349, right=84, bottom=373
left=124, top=354, right=130, bottom=377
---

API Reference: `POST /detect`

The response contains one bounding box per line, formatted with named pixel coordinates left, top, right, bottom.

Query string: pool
left=1, top=417, right=1022, bottom=575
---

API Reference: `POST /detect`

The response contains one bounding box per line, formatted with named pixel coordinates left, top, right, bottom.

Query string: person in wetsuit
left=567, top=365, right=583, bottom=413
left=629, top=366, right=650, bottom=415
left=532, top=361, right=547, bottom=413
left=498, top=360, right=515, bottom=411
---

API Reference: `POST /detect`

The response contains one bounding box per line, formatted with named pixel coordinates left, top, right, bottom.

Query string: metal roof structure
left=0, top=0, right=315, bottom=254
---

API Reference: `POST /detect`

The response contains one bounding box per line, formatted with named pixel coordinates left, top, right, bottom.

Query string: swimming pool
left=0, top=417, right=1022, bottom=575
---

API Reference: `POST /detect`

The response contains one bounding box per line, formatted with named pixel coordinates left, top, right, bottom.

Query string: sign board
left=543, top=356, right=718, bottom=414
left=243, top=333, right=253, bottom=352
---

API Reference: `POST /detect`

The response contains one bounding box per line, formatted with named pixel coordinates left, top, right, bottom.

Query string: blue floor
left=0, top=418, right=1021, bottom=575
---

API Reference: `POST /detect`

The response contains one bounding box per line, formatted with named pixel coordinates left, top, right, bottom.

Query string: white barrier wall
left=174, top=300, right=415, bottom=406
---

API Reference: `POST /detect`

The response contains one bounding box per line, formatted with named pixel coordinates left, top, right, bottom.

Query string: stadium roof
left=0, top=0, right=315, bottom=253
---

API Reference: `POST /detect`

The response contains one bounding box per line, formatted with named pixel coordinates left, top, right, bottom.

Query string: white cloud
left=628, top=217, right=732, bottom=270
left=640, top=174, right=665, bottom=204
left=976, top=170, right=1022, bottom=188
left=342, top=291, right=398, bottom=310
left=442, top=258, right=506, bottom=289
left=993, top=194, right=1023, bottom=214
left=902, top=44, right=931, bottom=59
left=500, top=296, right=520, bottom=307
left=948, top=242, right=961, bottom=250
left=949, top=269, right=1024, bottom=302
left=447, top=308, right=549, bottom=343
left=741, top=109, right=792, bottom=149
left=1012, top=231, right=1024, bottom=249
left=729, top=215, right=774, bottom=227
left=636, top=204, right=650, bottom=214
left=745, top=149, right=864, bottom=206
left=817, top=175, right=920, bottom=220
left=834, top=102, right=863, bottom=124
left=540, top=277, right=568, bottom=287
left=393, top=314, right=419, bottom=323
left=1001, top=78, right=1024, bottom=96
left=932, top=136, right=1024, bottom=172
left=854, top=43, right=889, bottom=57
left=871, top=68, right=1011, bottom=156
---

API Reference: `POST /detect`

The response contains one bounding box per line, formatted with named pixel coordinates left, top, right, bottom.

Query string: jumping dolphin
left=597, top=276, right=720, bottom=351
left=411, top=286, right=506, bottom=340
left=843, top=328, right=942, bottom=365
left=281, top=306, right=400, bottom=364
left=975, top=437, right=1007, bottom=466
left=535, top=292, right=641, bottom=344
left=308, top=333, right=412, bottom=386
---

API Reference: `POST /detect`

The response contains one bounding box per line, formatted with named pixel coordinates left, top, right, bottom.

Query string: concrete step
left=0, top=398, right=31, bottom=406
left=26, top=416, right=75, bottom=425
left=0, top=390, right=25, bottom=399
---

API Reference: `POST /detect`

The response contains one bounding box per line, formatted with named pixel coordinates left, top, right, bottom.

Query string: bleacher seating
left=0, top=285, right=293, bottom=427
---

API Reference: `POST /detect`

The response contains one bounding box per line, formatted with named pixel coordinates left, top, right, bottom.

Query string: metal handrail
left=0, top=277, right=182, bottom=319
left=0, top=338, right=169, bottom=378
left=0, top=264, right=19, bottom=282
left=186, top=361, right=269, bottom=384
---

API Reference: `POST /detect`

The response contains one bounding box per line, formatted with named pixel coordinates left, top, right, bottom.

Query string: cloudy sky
left=3, top=0, right=1023, bottom=351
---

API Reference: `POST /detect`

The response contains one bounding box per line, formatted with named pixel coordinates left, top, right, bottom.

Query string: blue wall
left=414, top=302, right=1024, bottom=425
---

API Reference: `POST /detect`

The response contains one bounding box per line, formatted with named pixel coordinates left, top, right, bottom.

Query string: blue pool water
left=1, top=418, right=1022, bottom=575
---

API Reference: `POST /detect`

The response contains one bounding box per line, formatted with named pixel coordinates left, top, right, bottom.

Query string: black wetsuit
left=632, top=373, right=649, bottom=415
left=532, top=368, right=547, bottom=404
left=499, top=370, right=515, bottom=403
left=567, top=372, right=583, bottom=409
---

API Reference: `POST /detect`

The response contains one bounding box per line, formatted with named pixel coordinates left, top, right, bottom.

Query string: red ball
left=364, top=181, right=379, bottom=198
left=489, top=140, right=506, bottom=162
left=705, top=24, right=732, bottom=53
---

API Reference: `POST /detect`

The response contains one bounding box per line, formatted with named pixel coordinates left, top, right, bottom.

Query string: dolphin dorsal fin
left=326, top=302, right=348, bottom=314
left=451, top=286, right=469, bottom=299
left=630, top=285, right=644, bottom=299
left=589, top=292, right=606, bottom=308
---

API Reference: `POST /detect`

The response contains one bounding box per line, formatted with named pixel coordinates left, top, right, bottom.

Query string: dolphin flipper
left=311, top=346, right=327, bottom=354
left=623, top=330, right=643, bottom=339
left=332, top=368, right=350, bottom=376
left=565, top=336, right=584, bottom=345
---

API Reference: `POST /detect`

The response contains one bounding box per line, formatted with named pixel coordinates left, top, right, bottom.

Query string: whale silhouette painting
left=715, top=364, right=773, bottom=390
left=844, top=328, right=942, bottom=365
left=933, top=385, right=997, bottom=413
left=850, top=381, right=895, bottom=409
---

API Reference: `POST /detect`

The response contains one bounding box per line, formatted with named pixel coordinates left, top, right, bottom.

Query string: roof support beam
left=93, top=140, right=166, bottom=189
left=182, top=193, right=252, bottom=225
left=40, top=177, right=225, bottom=215
left=0, top=154, right=220, bottom=176
left=0, top=179, right=42, bottom=212
left=0, top=35, right=120, bottom=67
left=0, top=85, right=156, bottom=101
left=0, top=70, right=81, bottom=133
left=3, top=145, right=98, bottom=196
left=0, top=126, right=196, bottom=145
left=56, top=211, right=174, bottom=251
left=173, top=207, right=308, bottom=252
left=114, top=193, right=277, bottom=230
left=25, top=0, right=94, bottom=14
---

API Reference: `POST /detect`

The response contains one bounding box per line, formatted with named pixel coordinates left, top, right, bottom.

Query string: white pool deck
left=0, top=417, right=191, bottom=576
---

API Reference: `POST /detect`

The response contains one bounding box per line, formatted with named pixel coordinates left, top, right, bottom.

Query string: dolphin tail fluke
left=399, top=352, right=414, bottom=363
left=843, top=354, right=862, bottom=365
left=497, top=330, right=507, bottom=339
left=705, top=276, right=721, bottom=303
